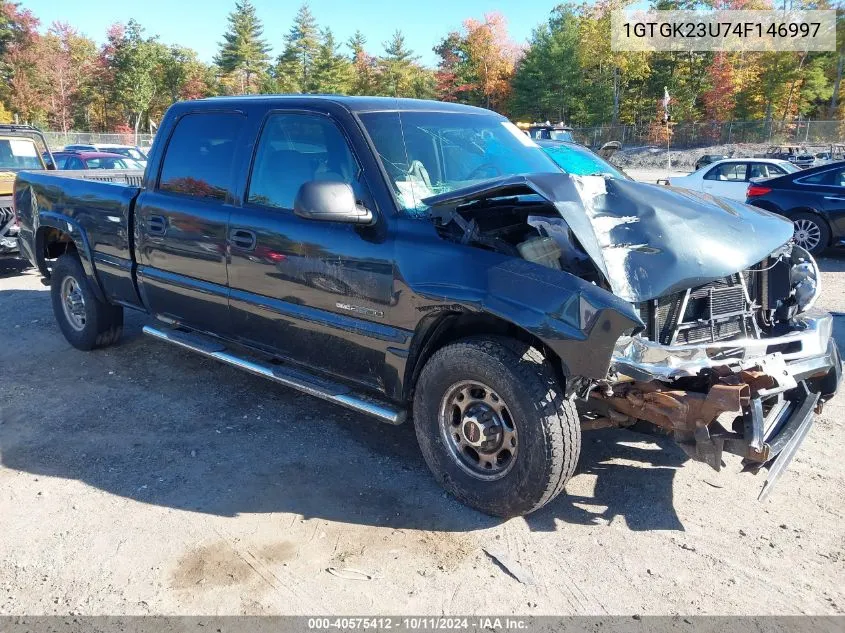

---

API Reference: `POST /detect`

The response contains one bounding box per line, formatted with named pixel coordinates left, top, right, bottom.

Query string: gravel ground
left=1, top=253, right=844, bottom=616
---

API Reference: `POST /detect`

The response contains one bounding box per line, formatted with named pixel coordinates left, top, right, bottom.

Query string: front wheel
left=413, top=337, right=581, bottom=517
left=791, top=212, right=830, bottom=255
left=50, top=254, right=123, bottom=350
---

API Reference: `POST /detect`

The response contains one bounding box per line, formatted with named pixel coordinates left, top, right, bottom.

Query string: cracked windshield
left=359, top=111, right=561, bottom=215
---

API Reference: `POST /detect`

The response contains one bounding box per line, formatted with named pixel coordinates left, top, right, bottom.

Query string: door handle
left=147, top=215, right=167, bottom=236
left=230, top=228, right=257, bottom=251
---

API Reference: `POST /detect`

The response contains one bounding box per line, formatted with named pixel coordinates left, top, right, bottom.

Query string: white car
left=668, top=158, right=799, bottom=201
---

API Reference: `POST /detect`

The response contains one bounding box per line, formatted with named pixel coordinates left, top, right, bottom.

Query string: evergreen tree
left=214, top=0, right=270, bottom=93
left=348, top=30, right=376, bottom=95
left=312, top=28, right=352, bottom=94
left=275, top=3, right=321, bottom=93
left=378, top=30, right=417, bottom=96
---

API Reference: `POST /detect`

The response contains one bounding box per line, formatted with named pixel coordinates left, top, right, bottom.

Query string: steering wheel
left=466, top=163, right=502, bottom=180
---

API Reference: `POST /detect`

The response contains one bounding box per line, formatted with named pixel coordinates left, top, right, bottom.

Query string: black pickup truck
left=15, top=96, right=841, bottom=516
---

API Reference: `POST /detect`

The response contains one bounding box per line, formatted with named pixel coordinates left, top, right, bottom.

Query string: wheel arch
left=402, top=309, right=566, bottom=403
left=35, top=216, right=106, bottom=302
left=784, top=206, right=832, bottom=248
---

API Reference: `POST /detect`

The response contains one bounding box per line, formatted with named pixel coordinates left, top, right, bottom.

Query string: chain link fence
left=573, top=119, right=844, bottom=149
left=42, top=131, right=156, bottom=150
left=39, top=120, right=844, bottom=152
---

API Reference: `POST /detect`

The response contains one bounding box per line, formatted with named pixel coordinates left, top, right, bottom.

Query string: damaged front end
left=598, top=247, right=841, bottom=499
left=423, top=173, right=841, bottom=499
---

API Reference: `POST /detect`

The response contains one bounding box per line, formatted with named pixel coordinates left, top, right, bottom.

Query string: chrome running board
left=142, top=325, right=406, bottom=425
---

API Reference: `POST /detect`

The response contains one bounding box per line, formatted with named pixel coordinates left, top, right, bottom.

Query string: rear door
left=806, top=166, right=845, bottom=234
left=702, top=162, right=749, bottom=200
left=134, top=110, right=246, bottom=334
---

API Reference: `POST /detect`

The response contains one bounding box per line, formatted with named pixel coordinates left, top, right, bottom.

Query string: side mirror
left=293, top=180, right=374, bottom=225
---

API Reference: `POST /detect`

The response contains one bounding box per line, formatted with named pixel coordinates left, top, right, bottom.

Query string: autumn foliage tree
left=0, top=0, right=840, bottom=136
left=434, top=13, right=517, bottom=113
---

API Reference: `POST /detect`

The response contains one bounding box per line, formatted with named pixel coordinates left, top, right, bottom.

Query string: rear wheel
left=791, top=212, right=829, bottom=255
left=413, top=337, right=581, bottom=517
left=50, top=254, right=123, bottom=350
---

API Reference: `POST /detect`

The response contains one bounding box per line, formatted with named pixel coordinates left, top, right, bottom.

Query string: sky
left=20, top=0, right=565, bottom=67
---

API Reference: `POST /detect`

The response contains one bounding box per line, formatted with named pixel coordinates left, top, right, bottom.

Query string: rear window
left=86, top=157, right=129, bottom=170
left=0, top=138, right=44, bottom=170
left=158, top=112, right=245, bottom=201
left=799, top=167, right=845, bottom=187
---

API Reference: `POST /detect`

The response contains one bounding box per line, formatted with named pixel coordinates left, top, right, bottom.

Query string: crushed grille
left=638, top=269, right=765, bottom=345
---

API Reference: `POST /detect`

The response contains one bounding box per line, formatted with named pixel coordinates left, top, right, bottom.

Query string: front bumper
left=595, top=309, right=841, bottom=499
left=611, top=309, right=834, bottom=382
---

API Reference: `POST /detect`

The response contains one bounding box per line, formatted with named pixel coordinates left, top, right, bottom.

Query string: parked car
left=96, top=144, right=148, bottom=166
left=668, top=158, right=799, bottom=201
left=14, top=96, right=840, bottom=515
left=790, top=153, right=817, bottom=169
left=51, top=150, right=144, bottom=171
left=815, top=145, right=845, bottom=165
left=62, top=143, right=97, bottom=152
left=745, top=161, right=845, bottom=254
left=537, top=140, right=628, bottom=179
left=694, top=154, right=726, bottom=171
left=762, top=145, right=816, bottom=168
left=64, top=143, right=148, bottom=167
left=0, top=124, right=54, bottom=259
left=526, top=123, right=575, bottom=143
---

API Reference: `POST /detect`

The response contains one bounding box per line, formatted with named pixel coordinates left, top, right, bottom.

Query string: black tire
left=791, top=211, right=830, bottom=255
left=50, top=254, right=123, bottom=351
left=413, top=337, right=581, bottom=518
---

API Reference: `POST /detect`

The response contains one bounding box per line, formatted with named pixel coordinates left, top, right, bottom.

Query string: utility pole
left=663, top=87, right=672, bottom=175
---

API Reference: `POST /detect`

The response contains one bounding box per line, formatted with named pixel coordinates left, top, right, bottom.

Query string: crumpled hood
left=423, top=173, right=795, bottom=302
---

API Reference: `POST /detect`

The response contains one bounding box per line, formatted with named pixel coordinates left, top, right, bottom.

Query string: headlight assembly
left=790, top=245, right=821, bottom=313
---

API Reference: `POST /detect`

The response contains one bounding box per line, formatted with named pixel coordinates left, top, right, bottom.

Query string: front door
left=227, top=111, right=396, bottom=391
left=135, top=110, right=246, bottom=334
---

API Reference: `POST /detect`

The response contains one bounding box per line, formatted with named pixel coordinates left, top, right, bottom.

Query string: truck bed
left=30, top=168, right=144, bottom=186
left=14, top=169, right=144, bottom=307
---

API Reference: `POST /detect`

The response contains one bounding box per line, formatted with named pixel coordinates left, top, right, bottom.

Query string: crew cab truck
left=15, top=96, right=841, bottom=516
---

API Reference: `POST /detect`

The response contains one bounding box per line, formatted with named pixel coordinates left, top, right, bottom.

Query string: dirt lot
left=1, top=251, right=844, bottom=617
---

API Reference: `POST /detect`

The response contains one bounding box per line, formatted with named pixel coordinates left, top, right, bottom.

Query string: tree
left=348, top=30, right=377, bottom=95
left=378, top=30, right=417, bottom=96
left=275, top=3, right=321, bottom=93
left=40, top=22, right=96, bottom=133
left=111, top=20, right=164, bottom=140
left=311, top=28, right=352, bottom=94
left=461, top=13, right=518, bottom=112
left=160, top=45, right=215, bottom=105
left=0, top=1, right=43, bottom=123
left=215, top=0, right=270, bottom=94
left=434, top=31, right=471, bottom=102
left=510, top=7, right=581, bottom=121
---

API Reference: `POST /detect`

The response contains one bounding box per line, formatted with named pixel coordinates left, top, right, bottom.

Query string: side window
left=247, top=113, right=359, bottom=210
left=159, top=112, right=245, bottom=201
left=54, top=156, right=68, bottom=169
left=67, top=157, right=84, bottom=170
left=749, top=163, right=781, bottom=179
left=704, top=163, right=747, bottom=181
left=801, top=168, right=845, bottom=187
left=799, top=170, right=837, bottom=186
